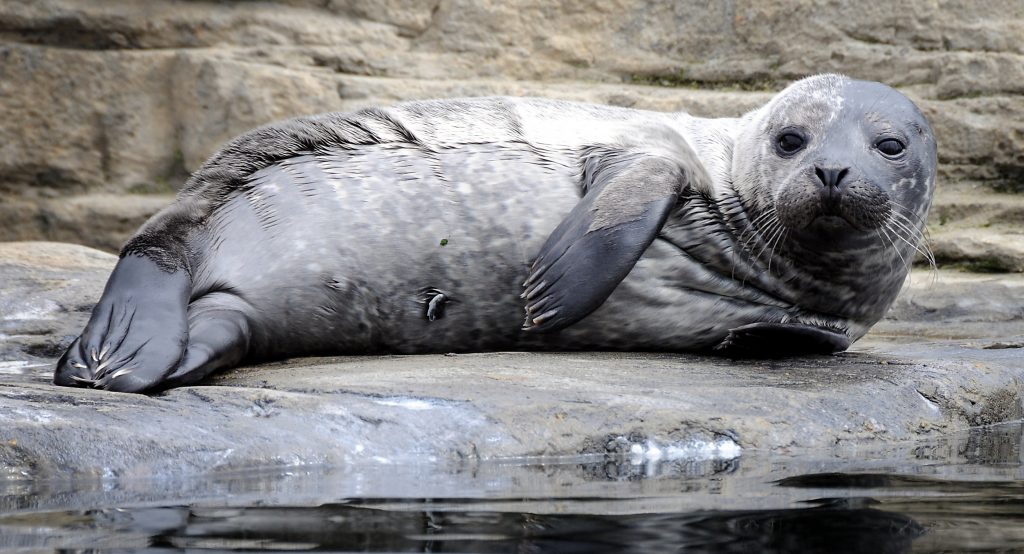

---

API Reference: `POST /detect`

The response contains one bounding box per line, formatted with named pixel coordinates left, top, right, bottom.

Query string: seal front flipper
left=713, top=322, right=851, bottom=357
left=523, top=136, right=709, bottom=332
left=54, top=254, right=191, bottom=393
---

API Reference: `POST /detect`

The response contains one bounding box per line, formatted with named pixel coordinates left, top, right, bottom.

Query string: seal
left=54, top=74, right=937, bottom=393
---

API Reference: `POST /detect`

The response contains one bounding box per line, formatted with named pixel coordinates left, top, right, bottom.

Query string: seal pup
left=54, top=74, right=937, bottom=393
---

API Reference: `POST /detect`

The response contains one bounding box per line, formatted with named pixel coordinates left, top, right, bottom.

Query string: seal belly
left=190, top=142, right=580, bottom=358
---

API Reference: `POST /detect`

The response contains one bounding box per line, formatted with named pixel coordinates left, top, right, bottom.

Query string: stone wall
left=1, top=0, right=1021, bottom=263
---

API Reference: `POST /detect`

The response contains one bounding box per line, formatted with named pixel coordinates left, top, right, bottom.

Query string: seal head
left=730, top=75, right=937, bottom=335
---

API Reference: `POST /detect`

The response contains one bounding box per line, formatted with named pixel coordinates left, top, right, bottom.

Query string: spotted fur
left=54, top=74, right=937, bottom=392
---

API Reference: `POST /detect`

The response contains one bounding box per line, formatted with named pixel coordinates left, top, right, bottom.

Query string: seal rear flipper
left=713, top=322, right=851, bottom=357
left=160, top=295, right=251, bottom=389
left=53, top=254, right=191, bottom=393
left=523, top=146, right=700, bottom=332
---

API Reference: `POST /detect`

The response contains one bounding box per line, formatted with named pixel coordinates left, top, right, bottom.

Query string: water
left=1, top=422, right=1021, bottom=552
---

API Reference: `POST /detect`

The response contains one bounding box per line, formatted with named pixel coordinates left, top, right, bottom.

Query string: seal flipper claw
left=523, top=149, right=692, bottom=332
left=69, top=374, right=97, bottom=385
left=54, top=254, right=190, bottom=393
left=714, top=322, right=851, bottom=357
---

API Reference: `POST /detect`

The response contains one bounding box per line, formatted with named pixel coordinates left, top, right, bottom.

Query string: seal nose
left=814, top=166, right=849, bottom=189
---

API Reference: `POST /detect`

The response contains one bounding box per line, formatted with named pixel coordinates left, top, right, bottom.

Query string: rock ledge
left=0, top=242, right=1021, bottom=481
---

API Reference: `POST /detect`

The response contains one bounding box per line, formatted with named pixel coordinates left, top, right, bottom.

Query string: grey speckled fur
left=55, top=74, right=936, bottom=393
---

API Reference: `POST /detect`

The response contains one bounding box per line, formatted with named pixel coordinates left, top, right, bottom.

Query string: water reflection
left=0, top=423, right=1020, bottom=552
left=0, top=500, right=924, bottom=553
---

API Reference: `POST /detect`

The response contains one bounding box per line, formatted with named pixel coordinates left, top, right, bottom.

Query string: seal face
left=727, top=76, right=937, bottom=331
left=53, top=74, right=937, bottom=393
left=741, top=78, right=934, bottom=237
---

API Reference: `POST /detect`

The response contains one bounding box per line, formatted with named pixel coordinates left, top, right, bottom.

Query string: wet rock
left=0, top=242, right=114, bottom=363
left=0, top=242, right=1021, bottom=481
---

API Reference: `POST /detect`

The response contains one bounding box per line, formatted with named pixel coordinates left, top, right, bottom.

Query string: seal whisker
left=900, top=236, right=938, bottom=273
left=886, top=214, right=923, bottom=244
left=767, top=228, right=789, bottom=276
left=738, top=219, right=783, bottom=287
left=889, top=218, right=936, bottom=269
left=891, top=213, right=937, bottom=279
left=880, top=224, right=912, bottom=275
left=742, top=210, right=781, bottom=253
left=745, top=208, right=778, bottom=233
left=891, top=205, right=937, bottom=264
left=740, top=208, right=779, bottom=247
left=890, top=202, right=929, bottom=226
left=875, top=229, right=900, bottom=272
left=743, top=221, right=773, bottom=264
left=888, top=208, right=936, bottom=270
left=887, top=204, right=928, bottom=236
left=752, top=220, right=784, bottom=269
left=887, top=212, right=925, bottom=243
left=737, top=219, right=773, bottom=270
left=886, top=210, right=937, bottom=271
left=730, top=208, right=773, bottom=280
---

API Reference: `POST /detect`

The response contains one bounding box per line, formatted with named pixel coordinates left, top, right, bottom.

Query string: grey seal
left=54, top=73, right=937, bottom=393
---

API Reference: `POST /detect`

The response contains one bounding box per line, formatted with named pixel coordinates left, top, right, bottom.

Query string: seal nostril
left=814, top=166, right=850, bottom=189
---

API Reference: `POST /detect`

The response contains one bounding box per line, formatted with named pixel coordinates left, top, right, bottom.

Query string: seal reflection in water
left=55, top=74, right=937, bottom=393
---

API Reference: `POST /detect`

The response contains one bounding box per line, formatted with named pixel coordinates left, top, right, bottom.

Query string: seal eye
left=876, top=139, right=906, bottom=158
left=776, top=132, right=805, bottom=155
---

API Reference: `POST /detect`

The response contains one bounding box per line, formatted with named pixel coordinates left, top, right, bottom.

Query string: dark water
left=1, top=422, right=1022, bottom=553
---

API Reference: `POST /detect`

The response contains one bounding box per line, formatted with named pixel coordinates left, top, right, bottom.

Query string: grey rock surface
left=0, top=242, right=1021, bottom=482
left=926, top=182, right=1024, bottom=272
left=0, top=0, right=1021, bottom=267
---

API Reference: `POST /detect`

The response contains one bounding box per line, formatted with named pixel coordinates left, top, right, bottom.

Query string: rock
left=930, top=228, right=1024, bottom=273
left=926, top=183, right=1024, bottom=271
left=0, top=242, right=115, bottom=363
left=930, top=183, right=1024, bottom=227
left=3, top=0, right=1022, bottom=86
left=171, top=52, right=343, bottom=173
left=0, top=193, right=172, bottom=253
left=918, top=95, right=1024, bottom=192
left=0, top=242, right=1020, bottom=481
left=0, top=45, right=181, bottom=192
left=876, top=269, right=1024, bottom=339
left=0, top=0, right=1021, bottom=254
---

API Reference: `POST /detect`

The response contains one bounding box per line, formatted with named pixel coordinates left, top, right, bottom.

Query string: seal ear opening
left=713, top=322, right=851, bottom=357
